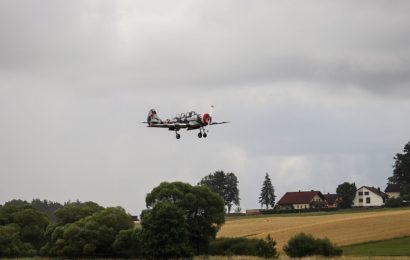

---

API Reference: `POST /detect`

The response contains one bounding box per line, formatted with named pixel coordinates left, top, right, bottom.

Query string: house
left=246, top=209, right=262, bottom=215
left=385, top=184, right=401, bottom=199
left=277, top=190, right=326, bottom=210
left=353, top=186, right=388, bottom=207
left=131, top=215, right=139, bottom=223
left=323, top=193, right=338, bottom=208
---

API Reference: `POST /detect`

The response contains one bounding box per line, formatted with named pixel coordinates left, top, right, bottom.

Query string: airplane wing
left=210, top=121, right=230, bottom=125
left=143, top=122, right=189, bottom=130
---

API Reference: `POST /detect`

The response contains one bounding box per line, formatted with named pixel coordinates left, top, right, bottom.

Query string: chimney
left=378, top=187, right=380, bottom=192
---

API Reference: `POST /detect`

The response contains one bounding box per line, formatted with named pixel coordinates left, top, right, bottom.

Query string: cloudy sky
left=1, top=1, right=410, bottom=215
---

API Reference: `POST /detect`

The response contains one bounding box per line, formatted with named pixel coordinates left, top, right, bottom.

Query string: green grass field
left=342, top=236, right=410, bottom=256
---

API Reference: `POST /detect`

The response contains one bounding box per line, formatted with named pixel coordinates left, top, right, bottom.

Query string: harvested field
left=217, top=209, right=410, bottom=252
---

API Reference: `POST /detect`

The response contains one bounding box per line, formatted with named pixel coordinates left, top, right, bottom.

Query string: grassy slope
left=219, top=208, right=410, bottom=252
left=342, top=236, right=410, bottom=256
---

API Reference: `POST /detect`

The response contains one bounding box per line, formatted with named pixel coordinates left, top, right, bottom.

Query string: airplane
left=143, top=106, right=229, bottom=139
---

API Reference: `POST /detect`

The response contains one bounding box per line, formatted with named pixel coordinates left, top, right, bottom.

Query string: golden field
left=217, top=209, right=410, bottom=252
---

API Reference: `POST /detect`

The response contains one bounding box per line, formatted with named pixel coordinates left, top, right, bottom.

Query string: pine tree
left=259, top=173, right=276, bottom=209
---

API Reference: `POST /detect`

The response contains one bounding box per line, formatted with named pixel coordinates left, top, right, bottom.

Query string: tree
left=145, top=181, right=225, bottom=255
left=54, top=201, right=103, bottom=224
left=259, top=173, right=276, bottom=209
left=112, top=228, right=141, bottom=257
left=141, top=202, right=192, bottom=258
left=336, top=182, right=357, bottom=209
left=199, top=170, right=240, bottom=213
left=388, top=141, right=410, bottom=199
left=389, top=141, right=410, bottom=185
left=42, top=206, right=134, bottom=257
left=0, top=224, right=35, bottom=257
left=30, top=199, right=63, bottom=222
left=0, top=203, right=49, bottom=251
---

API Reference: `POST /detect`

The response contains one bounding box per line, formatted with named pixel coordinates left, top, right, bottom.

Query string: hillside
left=217, top=209, right=410, bottom=252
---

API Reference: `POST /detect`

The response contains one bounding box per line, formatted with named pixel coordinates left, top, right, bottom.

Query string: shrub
left=385, top=197, right=402, bottom=208
left=283, top=232, right=342, bottom=257
left=209, top=235, right=278, bottom=258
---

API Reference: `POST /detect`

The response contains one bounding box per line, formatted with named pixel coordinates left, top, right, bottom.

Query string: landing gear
left=198, top=128, right=208, bottom=138
left=175, top=131, right=181, bottom=139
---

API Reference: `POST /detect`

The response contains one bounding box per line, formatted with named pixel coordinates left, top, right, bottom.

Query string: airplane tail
left=147, top=109, right=162, bottom=125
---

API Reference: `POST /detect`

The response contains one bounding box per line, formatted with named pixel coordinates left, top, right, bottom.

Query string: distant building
left=353, top=186, right=388, bottom=207
left=323, top=193, right=338, bottom=208
left=277, top=190, right=326, bottom=210
left=246, top=209, right=262, bottom=215
left=131, top=215, right=139, bottom=223
left=384, top=184, right=401, bottom=199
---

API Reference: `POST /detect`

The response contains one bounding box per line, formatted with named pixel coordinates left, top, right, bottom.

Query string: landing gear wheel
left=198, top=132, right=203, bottom=138
left=176, top=133, right=181, bottom=139
left=203, top=133, right=207, bottom=138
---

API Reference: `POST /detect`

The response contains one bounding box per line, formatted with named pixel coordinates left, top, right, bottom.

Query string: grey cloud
left=1, top=1, right=410, bottom=213
left=1, top=1, right=410, bottom=97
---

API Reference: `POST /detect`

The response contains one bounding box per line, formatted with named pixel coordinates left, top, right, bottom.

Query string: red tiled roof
left=363, top=186, right=388, bottom=198
left=324, top=193, right=338, bottom=204
left=277, top=191, right=324, bottom=205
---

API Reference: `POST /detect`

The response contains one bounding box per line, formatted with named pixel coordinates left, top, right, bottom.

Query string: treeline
left=0, top=182, right=278, bottom=258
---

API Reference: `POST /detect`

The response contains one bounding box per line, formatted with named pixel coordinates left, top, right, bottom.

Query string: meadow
left=342, top=236, right=410, bottom=256
left=218, top=208, right=410, bottom=253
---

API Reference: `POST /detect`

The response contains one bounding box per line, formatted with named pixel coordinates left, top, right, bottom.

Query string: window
left=358, top=192, right=363, bottom=196
left=366, top=197, right=371, bottom=204
left=365, top=192, right=369, bottom=195
left=359, top=198, right=363, bottom=203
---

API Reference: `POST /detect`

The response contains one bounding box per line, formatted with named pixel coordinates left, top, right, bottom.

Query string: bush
left=283, top=232, right=342, bottom=257
left=385, top=197, right=402, bottom=208
left=209, top=235, right=278, bottom=258
left=0, top=224, right=36, bottom=257
left=112, top=228, right=141, bottom=257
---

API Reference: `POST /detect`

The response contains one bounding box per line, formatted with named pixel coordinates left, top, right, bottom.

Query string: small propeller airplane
left=143, top=105, right=229, bottom=139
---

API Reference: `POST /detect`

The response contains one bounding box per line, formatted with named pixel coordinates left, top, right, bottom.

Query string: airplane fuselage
left=144, top=107, right=227, bottom=139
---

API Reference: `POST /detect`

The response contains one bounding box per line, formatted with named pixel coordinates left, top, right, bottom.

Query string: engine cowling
left=202, top=113, right=212, bottom=125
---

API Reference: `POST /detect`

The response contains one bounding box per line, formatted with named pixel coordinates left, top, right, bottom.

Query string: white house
left=353, top=186, right=388, bottom=207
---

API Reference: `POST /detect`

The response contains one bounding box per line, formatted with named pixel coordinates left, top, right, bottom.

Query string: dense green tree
left=4, top=199, right=30, bottom=207
left=145, top=181, right=225, bottom=254
left=54, top=201, right=103, bottom=224
left=141, top=201, right=192, bottom=258
left=336, top=182, right=357, bottom=209
left=199, top=170, right=240, bottom=213
left=0, top=224, right=35, bottom=257
left=388, top=141, right=410, bottom=199
left=0, top=203, right=49, bottom=251
left=31, top=199, right=63, bottom=222
left=42, top=206, right=133, bottom=257
left=389, top=141, right=410, bottom=185
left=259, top=173, right=276, bottom=209
left=400, top=184, right=410, bottom=201
left=112, top=228, right=141, bottom=257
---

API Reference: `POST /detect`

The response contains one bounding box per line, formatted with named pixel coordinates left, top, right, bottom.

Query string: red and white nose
left=202, top=113, right=212, bottom=125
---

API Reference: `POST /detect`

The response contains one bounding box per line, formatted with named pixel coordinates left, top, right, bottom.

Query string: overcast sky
left=1, top=1, right=410, bottom=215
